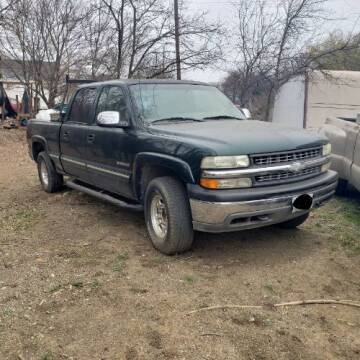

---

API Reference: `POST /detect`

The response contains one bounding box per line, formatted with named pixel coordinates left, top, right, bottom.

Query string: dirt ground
left=0, top=129, right=359, bottom=360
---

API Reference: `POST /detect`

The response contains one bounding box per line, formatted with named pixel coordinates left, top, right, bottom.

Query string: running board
left=65, top=180, right=143, bottom=212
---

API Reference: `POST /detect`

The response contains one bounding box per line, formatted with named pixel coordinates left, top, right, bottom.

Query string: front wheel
left=276, top=213, right=309, bottom=229
left=144, top=177, right=194, bottom=255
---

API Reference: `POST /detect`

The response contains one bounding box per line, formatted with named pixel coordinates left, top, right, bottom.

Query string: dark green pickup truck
left=27, top=80, right=338, bottom=254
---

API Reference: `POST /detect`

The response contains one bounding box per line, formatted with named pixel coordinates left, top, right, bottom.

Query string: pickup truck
left=27, top=79, right=338, bottom=254
left=322, top=116, right=360, bottom=193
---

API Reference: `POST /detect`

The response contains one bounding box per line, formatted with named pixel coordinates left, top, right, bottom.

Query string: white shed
left=272, top=70, right=360, bottom=128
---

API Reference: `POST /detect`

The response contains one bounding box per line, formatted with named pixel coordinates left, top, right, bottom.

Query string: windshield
left=129, top=84, right=245, bottom=123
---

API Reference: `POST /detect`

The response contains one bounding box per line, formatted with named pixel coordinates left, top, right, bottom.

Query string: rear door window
left=68, top=88, right=97, bottom=124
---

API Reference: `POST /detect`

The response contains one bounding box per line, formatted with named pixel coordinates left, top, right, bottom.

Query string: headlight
left=201, top=155, right=250, bottom=169
left=200, top=177, right=252, bottom=189
left=321, top=162, right=331, bottom=172
left=322, top=143, right=331, bottom=156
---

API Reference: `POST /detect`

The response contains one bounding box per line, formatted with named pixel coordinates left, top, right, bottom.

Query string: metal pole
left=174, top=0, right=181, bottom=80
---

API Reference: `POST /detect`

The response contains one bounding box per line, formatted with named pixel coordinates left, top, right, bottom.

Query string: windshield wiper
left=151, top=117, right=204, bottom=124
left=203, top=115, right=244, bottom=120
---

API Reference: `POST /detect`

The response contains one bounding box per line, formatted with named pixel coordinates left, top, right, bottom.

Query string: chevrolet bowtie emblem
left=289, top=162, right=304, bottom=172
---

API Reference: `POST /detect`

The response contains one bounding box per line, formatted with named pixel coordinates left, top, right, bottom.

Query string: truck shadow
left=192, top=226, right=317, bottom=266
left=340, top=185, right=360, bottom=203
left=67, top=190, right=327, bottom=266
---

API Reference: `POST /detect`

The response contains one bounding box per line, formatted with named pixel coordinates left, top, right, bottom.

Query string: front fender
left=133, top=152, right=196, bottom=198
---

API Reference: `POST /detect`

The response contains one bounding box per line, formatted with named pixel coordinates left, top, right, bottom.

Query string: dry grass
left=0, top=129, right=359, bottom=360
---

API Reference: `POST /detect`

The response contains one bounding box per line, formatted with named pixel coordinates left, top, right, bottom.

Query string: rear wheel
left=37, top=151, right=63, bottom=193
left=276, top=213, right=309, bottom=229
left=144, top=177, right=194, bottom=255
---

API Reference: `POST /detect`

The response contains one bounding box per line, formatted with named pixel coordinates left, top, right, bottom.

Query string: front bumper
left=188, top=170, right=338, bottom=233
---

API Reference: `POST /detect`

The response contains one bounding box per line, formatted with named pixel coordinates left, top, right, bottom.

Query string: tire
left=144, top=176, right=194, bottom=255
left=37, top=151, right=63, bottom=193
left=336, top=179, right=348, bottom=196
left=276, top=213, right=309, bottom=229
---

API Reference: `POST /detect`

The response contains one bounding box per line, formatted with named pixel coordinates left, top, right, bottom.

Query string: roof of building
left=0, top=56, right=54, bottom=81
left=0, top=57, right=22, bottom=80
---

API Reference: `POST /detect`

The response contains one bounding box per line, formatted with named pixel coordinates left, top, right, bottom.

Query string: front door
left=86, top=85, right=134, bottom=198
left=60, top=87, right=98, bottom=183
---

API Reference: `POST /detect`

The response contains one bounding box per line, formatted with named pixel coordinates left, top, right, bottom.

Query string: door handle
left=87, top=134, right=95, bottom=143
left=63, top=131, right=70, bottom=139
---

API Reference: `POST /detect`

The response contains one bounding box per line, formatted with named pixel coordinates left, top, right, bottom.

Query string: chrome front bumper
left=190, top=173, right=338, bottom=233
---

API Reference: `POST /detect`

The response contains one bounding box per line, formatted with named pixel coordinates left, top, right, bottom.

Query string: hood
left=149, top=120, right=327, bottom=156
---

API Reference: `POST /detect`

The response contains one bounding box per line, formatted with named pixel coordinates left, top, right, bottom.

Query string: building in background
left=272, top=70, right=360, bottom=128
left=0, top=56, right=49, bottom=113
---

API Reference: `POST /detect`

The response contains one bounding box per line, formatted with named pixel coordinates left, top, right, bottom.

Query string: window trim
left=66, top=87, right=98, bottom=126
left=94, top=85, right=132, bottom=126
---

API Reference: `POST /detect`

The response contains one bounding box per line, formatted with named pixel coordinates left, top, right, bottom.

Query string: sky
left=181, top=0, right=360, bottom=83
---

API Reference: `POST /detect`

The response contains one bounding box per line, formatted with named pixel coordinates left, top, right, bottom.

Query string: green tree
left=310, top=32, right=360, bottom=71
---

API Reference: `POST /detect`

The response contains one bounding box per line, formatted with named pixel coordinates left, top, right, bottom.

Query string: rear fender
left=31, top=136, right=48, bottom=160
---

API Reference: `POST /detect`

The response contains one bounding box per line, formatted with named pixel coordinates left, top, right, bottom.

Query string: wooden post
left=29, top=84, right=33, bottom=115
left=16, top=95, right=19, bottom=118
left=174, top=0, right=181, bottom=80
left=303, top=71, right=309, bottom=129
left=1, top=104, right=5, bottom=123
left=35, top=83, right=39, bottom=113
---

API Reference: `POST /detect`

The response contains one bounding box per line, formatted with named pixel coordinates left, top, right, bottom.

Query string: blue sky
left=182, top=0, right=360, bottom=82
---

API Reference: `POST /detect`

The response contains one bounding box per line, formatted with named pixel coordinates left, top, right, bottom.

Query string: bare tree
left=77, top=0, right=114, bottom=79
left=263, top=0, right=328, bottom=121
left=0, top=1, right=19, bottom=79
left=0, top=0, right=221, bottom=108
left=0, top=0, right=16, bottom=20
left=225, top=0, right=360, bottom=120
left=0, top=0, right=87, bottom=107
left=222, top=0, right=276, bottom=112
left=95, top=0, right=221, bottom=79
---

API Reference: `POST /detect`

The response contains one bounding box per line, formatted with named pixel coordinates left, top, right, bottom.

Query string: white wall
left=272, top=76, right=305, bottom=128
left=272, top=71, right=360, bottom=129
left=307, top=71, right=360, bottom=128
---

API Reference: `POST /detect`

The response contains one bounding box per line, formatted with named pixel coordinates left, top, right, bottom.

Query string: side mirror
left=96, top=111, right=129, bottom=127
left=241, top=108, right=252, bottom=119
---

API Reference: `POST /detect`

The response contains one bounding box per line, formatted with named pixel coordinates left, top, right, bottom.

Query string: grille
left=252, top=147, right=322, bottom=166
left=255, top=166, right=321, bottom=184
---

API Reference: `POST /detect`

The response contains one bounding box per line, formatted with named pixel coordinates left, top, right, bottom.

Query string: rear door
left=86, top=85, right=133, bottom=197
left=60, top=87, right=98, bottom=183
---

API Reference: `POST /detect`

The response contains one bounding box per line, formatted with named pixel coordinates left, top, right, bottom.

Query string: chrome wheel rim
left=150, top=193, right=168, bottom=239
left=40, top=160, right=49, bottom=187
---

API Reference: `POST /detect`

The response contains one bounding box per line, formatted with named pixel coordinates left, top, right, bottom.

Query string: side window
left=96, top=86, right=130, bottom=122
left=68, top=88, right=97, bottom=124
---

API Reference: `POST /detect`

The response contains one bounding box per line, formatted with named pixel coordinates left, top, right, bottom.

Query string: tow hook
left=292, top=194, right=313, bottom=212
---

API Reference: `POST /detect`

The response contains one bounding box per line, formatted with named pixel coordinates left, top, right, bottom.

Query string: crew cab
left=27, top=80, right=338, bottom=254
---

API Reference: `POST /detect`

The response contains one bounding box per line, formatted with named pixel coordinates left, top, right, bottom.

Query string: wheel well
left=32, top=142, right=45, bottom=160
left=137, top=165, right=180, bottom=202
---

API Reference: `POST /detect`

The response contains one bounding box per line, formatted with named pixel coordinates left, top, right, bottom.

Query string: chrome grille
left=255, top=166, right=321, bottom=184
left=252, top=147, right=322, bottom=166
